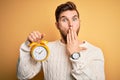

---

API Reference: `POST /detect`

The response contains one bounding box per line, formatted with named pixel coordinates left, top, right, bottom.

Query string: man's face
left=56, top=10, right=80, bottom=42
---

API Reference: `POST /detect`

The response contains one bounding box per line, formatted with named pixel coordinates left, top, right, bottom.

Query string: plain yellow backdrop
left=0, top=0, right=120, bottom=80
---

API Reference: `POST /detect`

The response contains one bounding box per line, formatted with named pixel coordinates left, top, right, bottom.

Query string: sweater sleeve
left=70, top=49, right=105, bottom=80
left=17, top=41, right=42, bottom=80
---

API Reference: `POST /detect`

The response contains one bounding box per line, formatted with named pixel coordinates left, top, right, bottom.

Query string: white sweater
left=17, top=40, right=105, bottom=80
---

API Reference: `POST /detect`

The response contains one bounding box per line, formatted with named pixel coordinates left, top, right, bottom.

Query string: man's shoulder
left=86, top=41, right=103, bottom=58
left=83, top=41, right=101, bottom=50
left=83, top=41, right=104, bottom=56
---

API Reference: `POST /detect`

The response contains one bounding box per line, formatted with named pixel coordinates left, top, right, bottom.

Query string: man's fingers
left=30, top=32, right=37, bottom=42
left=41, top=33, right=46, bottom=39
left=70, top=27, right=75, bottom=40
left=67, top=29, right=70, bottom=43
left=69, top=27, right=77, bottom=40
left=71, top=27, right=77, bottom=40
left=36, top=31, right=42, bottom=39
left=67, top=27, right=77, bottom=43
left=28, top=31, right=45, bottom=42
left=28, top=35, right=34, bottom=42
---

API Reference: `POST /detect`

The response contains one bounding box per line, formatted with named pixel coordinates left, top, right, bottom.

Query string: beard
left=59, top=27, right=80, bottom=44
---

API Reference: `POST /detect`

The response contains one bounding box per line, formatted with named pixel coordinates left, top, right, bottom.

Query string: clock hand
left=39, top=50, right=44, bottom=54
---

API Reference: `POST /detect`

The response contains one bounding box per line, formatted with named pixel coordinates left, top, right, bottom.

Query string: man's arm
left=17, top=41, right=42, bottom=80
left=70, top=49, right=105, bottom=80
left=17, top=31, right=45, bottom=79
left=66, top=27, right=105, bottom=80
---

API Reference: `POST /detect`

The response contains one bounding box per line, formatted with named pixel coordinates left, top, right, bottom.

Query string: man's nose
left=68, top=20, right=73, bottom=27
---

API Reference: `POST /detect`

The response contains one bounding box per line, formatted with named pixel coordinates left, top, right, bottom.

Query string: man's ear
left=55, top=22, right=59, bottom=29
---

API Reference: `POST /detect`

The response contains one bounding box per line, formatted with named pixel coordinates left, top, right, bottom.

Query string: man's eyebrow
left=59, top=16, right=67, bottom=19
left=59, top=15, right=79, bottom=19
left=73, top=15, right=79, bottom=18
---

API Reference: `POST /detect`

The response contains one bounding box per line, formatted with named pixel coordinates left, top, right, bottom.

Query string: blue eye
left=73, top=17, right=78, bottom=21
left=62, top=18, right=67, bottom=22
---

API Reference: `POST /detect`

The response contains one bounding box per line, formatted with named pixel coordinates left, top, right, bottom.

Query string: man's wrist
left=25, top=40, right=31, bottom=47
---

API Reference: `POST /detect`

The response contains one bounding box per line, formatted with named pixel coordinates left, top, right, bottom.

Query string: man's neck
left=60, top=39, right=67, bottom=44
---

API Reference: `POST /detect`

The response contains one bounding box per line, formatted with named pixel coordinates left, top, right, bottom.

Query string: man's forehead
left=59, top=10, right=78, bottom=18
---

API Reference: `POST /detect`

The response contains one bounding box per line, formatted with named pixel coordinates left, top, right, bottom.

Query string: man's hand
left=27, top=31, right=45, bottom=43
left=66, top=27, right=86, bottom=56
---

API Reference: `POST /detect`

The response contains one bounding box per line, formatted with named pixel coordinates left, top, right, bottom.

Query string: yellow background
left=0, top=0, right=120, bottom=80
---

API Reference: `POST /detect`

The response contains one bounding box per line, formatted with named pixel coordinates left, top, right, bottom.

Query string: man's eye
left=73, top=17, right=78, bottom=21
left=62, top=18, right=67, bottom=22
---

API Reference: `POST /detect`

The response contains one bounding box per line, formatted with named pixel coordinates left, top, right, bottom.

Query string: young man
left=17, top=1, right=105, bottom=80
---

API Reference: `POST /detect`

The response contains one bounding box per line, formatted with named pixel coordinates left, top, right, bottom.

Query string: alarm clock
left=29, top=40, right=50, bottom=62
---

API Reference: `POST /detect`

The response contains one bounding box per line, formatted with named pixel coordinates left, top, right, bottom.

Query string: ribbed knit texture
left=17, top=40, right=105, bottom=80
left=43, top=40, right=74, bottom=80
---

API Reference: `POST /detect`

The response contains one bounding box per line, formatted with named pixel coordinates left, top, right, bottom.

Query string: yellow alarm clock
left=29, top=40, right=50, bottom=62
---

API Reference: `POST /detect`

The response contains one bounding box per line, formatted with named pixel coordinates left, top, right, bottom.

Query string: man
left=17, top=1, right=105, bottom=80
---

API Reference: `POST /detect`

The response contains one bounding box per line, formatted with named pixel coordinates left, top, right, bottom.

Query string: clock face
left=32, top=46, right=48, bottom=61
